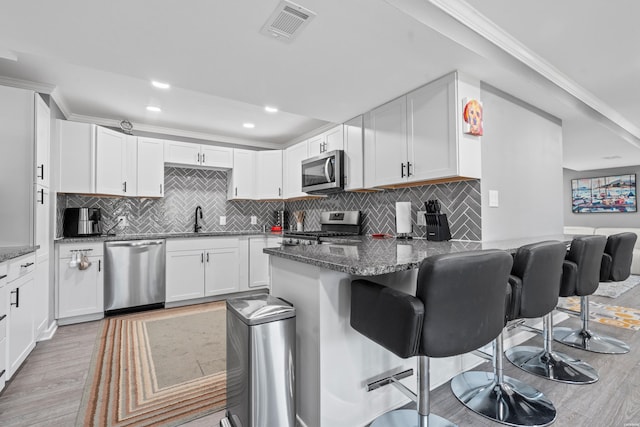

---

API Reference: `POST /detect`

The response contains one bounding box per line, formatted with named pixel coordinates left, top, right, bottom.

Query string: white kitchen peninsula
left=265, top=235, right=571, bottom=427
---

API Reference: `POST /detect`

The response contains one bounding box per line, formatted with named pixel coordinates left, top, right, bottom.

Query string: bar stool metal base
left=370, top=409, right=456, bottom=427
left=505, top=346, right=599, bottom=384
left=451, top=371, right=556, bottom=427
left=553, top=327, right=630, bottom=354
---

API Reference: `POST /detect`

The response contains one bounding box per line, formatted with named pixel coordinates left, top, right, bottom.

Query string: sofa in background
left=563, top=226, right=640, bottom=275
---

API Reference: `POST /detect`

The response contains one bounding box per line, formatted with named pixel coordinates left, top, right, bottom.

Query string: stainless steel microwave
left=301, top=150, right=344, bottom=194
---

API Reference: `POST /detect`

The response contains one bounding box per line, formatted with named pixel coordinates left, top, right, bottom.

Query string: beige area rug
left=594, top=274, right=640, bottom=298
left=76, top=302, right=227, bottom=426
left=557, top=296, right=640, bottom=331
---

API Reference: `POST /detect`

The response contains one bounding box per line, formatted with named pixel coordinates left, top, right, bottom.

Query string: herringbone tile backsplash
left=57, top=167, right=481, bottom=240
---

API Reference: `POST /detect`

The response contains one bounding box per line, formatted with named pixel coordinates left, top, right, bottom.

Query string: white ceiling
left=0, top=0, right=639, bottom=169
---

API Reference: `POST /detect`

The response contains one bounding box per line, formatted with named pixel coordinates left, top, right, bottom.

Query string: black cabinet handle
left=21, top=262, right=34, bottom=268
left=197, top=153, right=201, bottom=163
left=235, top=187, right=238, bottom=196
left=0, top=369, right=5, bottom=378
left=202, top=153, right=206, bottom=163
left=11, top=288, right=19, bottom=308
left=401, top=163, right=406, bottom=178
left=98, top=260, right=101, bottom=272
left=206, top=252, right=210, bottom=262
left=37, top=164, right=44, bottom=180
left=201, top=253, right=204, bottom=263
left=278, top=187, right=282, bottom=196
left=0, top=314, right=6, bottom=321
left=407, top=162, right=412, bottom=177
left=123, top=181, right=127, bottom=193
left=160, top=184, right=163, bottom=195
left=38, top=188, right=44, bottom=205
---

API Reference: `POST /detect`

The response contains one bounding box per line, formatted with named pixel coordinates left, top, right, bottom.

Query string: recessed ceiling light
left=151, top=80, right=170, bottom=89
left=265, top=106, right=278, bottom=113
left=602, top=155, right=622, bottom=159
left=146, top=106, right=162, bottom=112
left=243, top=123, right=255, bottom=129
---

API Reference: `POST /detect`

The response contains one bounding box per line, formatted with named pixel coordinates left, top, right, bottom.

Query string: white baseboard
left=36, top=321, right=58, bottom=341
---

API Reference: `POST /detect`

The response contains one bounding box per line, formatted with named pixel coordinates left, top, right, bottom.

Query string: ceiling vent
left=261, top=0, right=316, bottom=42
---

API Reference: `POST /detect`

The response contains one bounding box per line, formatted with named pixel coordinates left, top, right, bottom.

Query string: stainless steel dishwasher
left=104, top=240, right=166, bottom=313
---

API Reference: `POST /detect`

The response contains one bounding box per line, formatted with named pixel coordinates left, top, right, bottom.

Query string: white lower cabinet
left=0, top=265, right=8, bottom=391
left=6, top=254, right=36, bottom=379
left=248, top=236, right=280, bottom=288
left=56, top=243, right=104, bottom=324
left=166, top=238, right=240, bottom=303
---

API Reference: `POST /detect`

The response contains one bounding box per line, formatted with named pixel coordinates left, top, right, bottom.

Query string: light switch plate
left=417, top=211, right=426, bottom=226
left=250, top=216, right=257, bottom=225
left=220, top=216, right=227, bottom=225
left=489, top=190, right=499, bottom=207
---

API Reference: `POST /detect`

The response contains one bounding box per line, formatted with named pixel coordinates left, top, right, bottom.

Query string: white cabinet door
left=164, top=140, right=201, bottom=166
left=367, top=96, right=408, bottom=187
left=324, top=125, right=344, bottom=152
left=201, top=145, right=233, bottom=169
left=283, top=141, right=308, bottom=199
left=228, top=149, right=255, bottom=199
left=307, top=134, right=323, bottom=157
left=165, top=250, right=205, bottom=302
left=344, top=116, right=364, bottom=190
left=124, top=135, right=138, bottom=195
left=407, top=75, right=457, bottom=182
left=34, top=253, right=49, bottom=338
left=137, top=137, right=165, bottom=197
left=255, top=151, right=283, bottom=199
left=7, top=272, right=35, bottom=379
left=95, top=127, right=126, bottom=195
left=35, top=185, right=50, bottom=251
left=57, top=255, right=104, bottom=319
left=58, top=120, right=96, bottom=194
left=204, top=248, right=240, bottom=296
left=248, top=237, right=278, bottom=289
left=35, top=95, right=50, bottom=189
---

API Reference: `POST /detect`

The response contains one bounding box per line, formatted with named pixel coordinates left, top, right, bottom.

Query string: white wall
left=480, top=84, right=564, bottom=241
left=564, top=166, right=640, bottom=228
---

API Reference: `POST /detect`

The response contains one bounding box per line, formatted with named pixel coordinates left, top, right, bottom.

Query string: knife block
left=424, top=213, right=451, bottom=241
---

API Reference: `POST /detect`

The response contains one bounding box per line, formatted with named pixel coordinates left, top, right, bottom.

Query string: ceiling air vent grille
left=261, top=0, right=316, bottom=42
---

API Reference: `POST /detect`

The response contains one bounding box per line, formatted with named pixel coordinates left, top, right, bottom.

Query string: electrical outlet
left=220, top=216, right=227, bottom=226
left=417, top=211, right=426, bottom=226
left=117, top=215, right=128, bottom=227
left=250, top=216, right=257, bottom=225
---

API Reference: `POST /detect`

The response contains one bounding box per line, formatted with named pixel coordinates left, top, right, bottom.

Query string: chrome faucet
left=194, top=206, right=203, bottom=232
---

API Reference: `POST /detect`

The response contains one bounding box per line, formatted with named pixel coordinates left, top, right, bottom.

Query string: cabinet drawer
left=7, top=254, right=36, bottom=282
left=58, top=242, right=104, bottom=258
left=167, top=237, right=239, bottom=252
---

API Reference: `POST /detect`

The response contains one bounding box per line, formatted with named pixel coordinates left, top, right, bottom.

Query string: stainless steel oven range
left=282, top=210, right=361, bottom=245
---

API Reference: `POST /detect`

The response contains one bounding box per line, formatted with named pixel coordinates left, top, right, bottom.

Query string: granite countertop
left=263, top=234, right=573, bottom=276
left=56, top=230, right=283, bottom=243
left=0, top=245, right=39, bottom=263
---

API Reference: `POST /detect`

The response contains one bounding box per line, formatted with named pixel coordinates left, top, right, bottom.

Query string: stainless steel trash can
left=222, top=294, right=296, bottom=427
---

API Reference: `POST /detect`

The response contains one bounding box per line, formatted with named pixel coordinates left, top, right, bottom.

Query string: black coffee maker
left=424, top=200, right=451, bottom=241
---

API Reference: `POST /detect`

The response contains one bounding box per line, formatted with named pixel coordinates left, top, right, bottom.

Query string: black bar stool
left=504, top=241, right=599, bottom=384
left=350, top=250, right=513, bottom=427
left=600, top=232, right=637, bottom=282
left=553, top=235, right=630, bottom=354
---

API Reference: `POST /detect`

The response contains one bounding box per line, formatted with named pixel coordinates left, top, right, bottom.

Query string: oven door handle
left=324, top=158, right=334, bottom=183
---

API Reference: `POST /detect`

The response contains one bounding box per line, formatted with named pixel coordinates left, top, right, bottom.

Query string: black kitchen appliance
left=63, top=207, right=103, bottom=237
left=282, top=210, right=360, bottom=245
left=424, top=200, right=451, bottom=241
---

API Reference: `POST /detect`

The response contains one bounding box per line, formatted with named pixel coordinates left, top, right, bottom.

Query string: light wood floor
left=1, top=286, right=639, bottom=427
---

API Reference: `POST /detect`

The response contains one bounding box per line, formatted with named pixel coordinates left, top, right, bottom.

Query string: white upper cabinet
left=307, top=125, right=344, bottom=157
left=137, top=137, right=165, bottom=197
left=95, top=127, right=135, bottom=196
left=343, top=116, right=364, bottom=191
left=228, top=149, right=255, bottom=200
left=201, top=145, right=233, bottom=169
left=283, top=140, right=308, bottom=199
left=364, top=72, right=481, bottom=188
left=35, top=95, right=50, bottom=189
left=254, top=150, right=283, bottom=199
left=364, top=96, right=408, bottom=187
left=58, top=120, right=96, bottom=194
left=164, top=140, right=233, bottom=169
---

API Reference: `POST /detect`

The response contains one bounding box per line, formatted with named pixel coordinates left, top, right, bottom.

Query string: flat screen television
left=571, top=174, right=636, bottom=213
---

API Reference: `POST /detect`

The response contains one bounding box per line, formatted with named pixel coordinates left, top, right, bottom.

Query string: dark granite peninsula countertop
left=264, top=234, right=573, bottom=276
left=56, top=230, right=282, bottom=243
left=0, top=245, right=39, bottom=263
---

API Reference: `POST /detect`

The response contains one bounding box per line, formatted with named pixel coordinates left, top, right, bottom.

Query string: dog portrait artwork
left=463, top=98, right=483, bottom=136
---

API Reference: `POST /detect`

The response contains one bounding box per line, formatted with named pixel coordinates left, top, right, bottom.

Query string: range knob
left=295, top=239, right=300, bottom=245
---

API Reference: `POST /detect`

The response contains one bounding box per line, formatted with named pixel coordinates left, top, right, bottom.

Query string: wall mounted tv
left=571, top=174, right=636, bottom=213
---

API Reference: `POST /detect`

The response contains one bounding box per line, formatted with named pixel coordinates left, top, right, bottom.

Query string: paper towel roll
left=395, top=202, right=412, bottom=235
